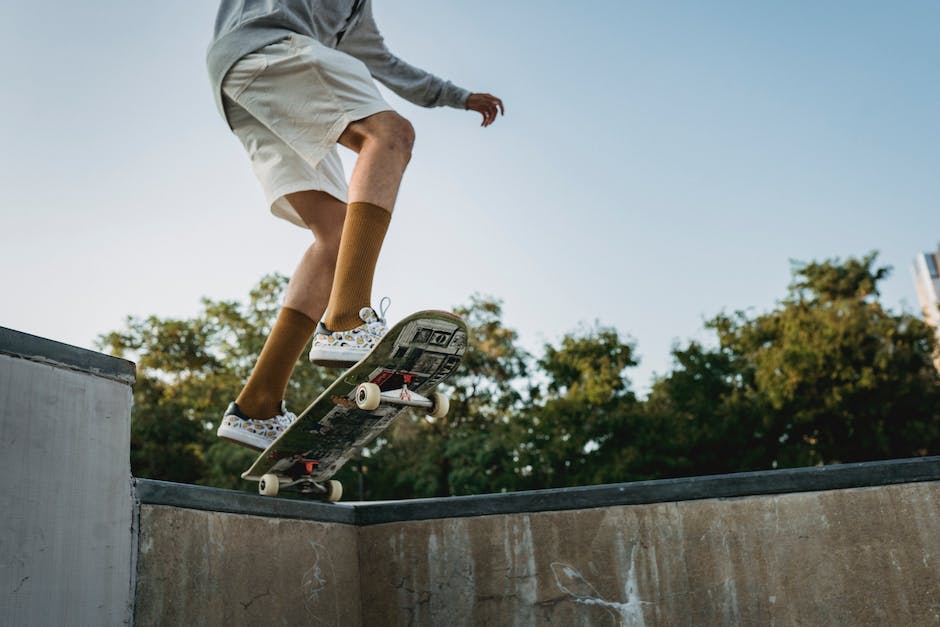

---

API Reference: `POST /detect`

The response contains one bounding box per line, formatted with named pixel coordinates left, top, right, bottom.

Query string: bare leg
left=318, top=111, right=414, bottom=331
left=338, top=111, right=415, bottom=211
left=283, top=110, right=416, bottom=323
left=282, top=191, right=347, bottom=319
left=235, top=191, right=346, bottom=418
left=286, top=112, right=415, bottom=320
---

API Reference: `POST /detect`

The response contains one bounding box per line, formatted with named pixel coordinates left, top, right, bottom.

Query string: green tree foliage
left=515, top=326, right=641, bottom=489
left=649, top=253, right=940, bottom=472
left=644, top=341, right=772, bottom=476
left=725, top=254, right=939, bottom=465
left=100, top=253, right=940, bottom=497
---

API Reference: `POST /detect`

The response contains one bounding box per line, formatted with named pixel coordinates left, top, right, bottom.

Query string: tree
left=101, top=253, right=940, bottom=497
left=644, top=341, right=771, bottom=476
left=650, top=253, right=940, bottom=471
left=515, top=325, right=642, bottom=489
left=730, top=253, right=939, bottom=464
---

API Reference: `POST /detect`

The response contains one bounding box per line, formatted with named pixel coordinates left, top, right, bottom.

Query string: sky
left=1, top=1, right=938, bottom=395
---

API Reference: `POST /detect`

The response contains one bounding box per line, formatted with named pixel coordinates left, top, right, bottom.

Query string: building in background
left=912, top=245, right=940, bottom=372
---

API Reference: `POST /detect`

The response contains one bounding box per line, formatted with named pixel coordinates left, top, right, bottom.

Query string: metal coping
left=135, top=455, right=940, bottom=526
left=0, top=326, right=135, bottom=383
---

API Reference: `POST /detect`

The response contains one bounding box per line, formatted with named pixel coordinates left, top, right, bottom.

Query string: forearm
left=337, top=2, right=469, bottom=109
left=363, top=53, right=470, bottom=109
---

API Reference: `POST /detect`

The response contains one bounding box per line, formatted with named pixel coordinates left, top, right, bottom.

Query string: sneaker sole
left=310, top=357, right=360, bottom=368
left=217, top=427, right=273, bottom=452
left=309, top=347, right=369, bottom=368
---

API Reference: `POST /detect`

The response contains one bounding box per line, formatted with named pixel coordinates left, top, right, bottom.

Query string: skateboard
left=242, top=310, right=468, bottom=500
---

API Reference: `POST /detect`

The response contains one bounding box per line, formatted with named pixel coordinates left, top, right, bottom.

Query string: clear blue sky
left=1, top=1, right=938, bottom=394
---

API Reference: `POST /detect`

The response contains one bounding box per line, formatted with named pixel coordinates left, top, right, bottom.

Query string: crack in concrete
left=239, top=587, right=271, bottom=611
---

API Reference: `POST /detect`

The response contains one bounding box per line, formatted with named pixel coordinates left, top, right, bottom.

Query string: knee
left=395, top=116, right=416, bottom=153
left=370, top=113, right=415, bottom=160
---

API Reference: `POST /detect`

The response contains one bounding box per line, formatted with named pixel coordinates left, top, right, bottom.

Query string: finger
left=484, top=95, right=504, bottom=116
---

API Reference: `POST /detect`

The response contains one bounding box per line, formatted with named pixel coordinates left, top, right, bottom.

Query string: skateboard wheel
left=325, top=480, right=343, bottom=502
left=355, top=382, right=381, bottom=411
left=428, top=392, right=449, bottom=419
left=259, top=473, right=280, bottom=497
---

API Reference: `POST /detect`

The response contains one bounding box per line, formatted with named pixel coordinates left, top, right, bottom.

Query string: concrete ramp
left=135, top=459, right=940, bottom=626
left=3, top=327, right=940, bottom=626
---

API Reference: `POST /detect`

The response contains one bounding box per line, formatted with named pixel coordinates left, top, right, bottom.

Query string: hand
left=465, top=93, right=504, bottom=127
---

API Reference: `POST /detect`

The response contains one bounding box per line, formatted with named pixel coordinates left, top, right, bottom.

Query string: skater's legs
left=236, top=191, right=346, bottom=419
left=321, top=112, right=414, bottom=331
left=283, top=191, right=347, bottom=319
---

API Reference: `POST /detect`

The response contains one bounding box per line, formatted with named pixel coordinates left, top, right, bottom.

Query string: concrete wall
left=0, top=328, right=136, bottom=626
left=135, top=505, right=362, bottom=626
left=136, top=459, right=940, bottom=627
left=359, top=482, right=940, bottom=626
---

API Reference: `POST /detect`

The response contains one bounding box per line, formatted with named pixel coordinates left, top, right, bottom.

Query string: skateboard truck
left=257, top=458, right=342, bottom=500
left=354, top=381, right=449, bottom=418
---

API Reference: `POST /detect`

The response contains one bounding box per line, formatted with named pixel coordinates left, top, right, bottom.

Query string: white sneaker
left=309, top=299, right=390, bottom=368
left=217, top=401, right=297, bottom=451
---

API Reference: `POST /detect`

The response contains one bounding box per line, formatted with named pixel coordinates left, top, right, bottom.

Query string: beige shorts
left=222, top=34, right=392, bottom=228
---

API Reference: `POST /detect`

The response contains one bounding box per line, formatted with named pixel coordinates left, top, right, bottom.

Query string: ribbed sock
left=322, top=201, right=391, bottom=331
left=235, top=307, right=317, bottom=419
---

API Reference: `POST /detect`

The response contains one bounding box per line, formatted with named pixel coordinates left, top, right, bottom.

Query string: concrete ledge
left=135, top=455, right=940, bottom=525
left=135, top=479, right=357, bottom=525
left=0, top=326, right=135, bottom=383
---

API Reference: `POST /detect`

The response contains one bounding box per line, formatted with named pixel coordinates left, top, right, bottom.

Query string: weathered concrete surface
left=134, top=463, right=940, bottom=626
left=135, top=505, right=362, bottom=627
left=0, top=329, right=136, bottom=626
left=359, top=482, right=940, bottom=626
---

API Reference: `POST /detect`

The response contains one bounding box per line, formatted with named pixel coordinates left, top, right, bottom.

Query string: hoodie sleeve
left=336, top=0, right=470, bottom=109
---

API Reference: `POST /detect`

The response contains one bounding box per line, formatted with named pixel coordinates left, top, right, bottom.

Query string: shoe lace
left=378, top=296, right=391, bottom=321
left=369, top=296, right=391, bottom=337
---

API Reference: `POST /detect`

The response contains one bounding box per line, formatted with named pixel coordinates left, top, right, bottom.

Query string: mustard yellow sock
left=236, top=307, right=317, bottom=419
left=323, top=201, right=391, bottom=331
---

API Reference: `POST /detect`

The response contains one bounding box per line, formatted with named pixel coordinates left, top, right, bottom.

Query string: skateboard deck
left=243, top=310, right=468, bottom=499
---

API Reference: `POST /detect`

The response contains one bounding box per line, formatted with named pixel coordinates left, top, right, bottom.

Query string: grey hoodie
left=207, top=0, right=470, bottom=122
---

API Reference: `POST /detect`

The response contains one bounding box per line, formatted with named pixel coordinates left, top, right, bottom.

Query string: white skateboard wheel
left=325, top=480, right=343, bottom=502
left=356, top=382, right=381, bottom=411
left=428, top=392, right=449, bottom=419
left=259, top=473, right=280, bottom=496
